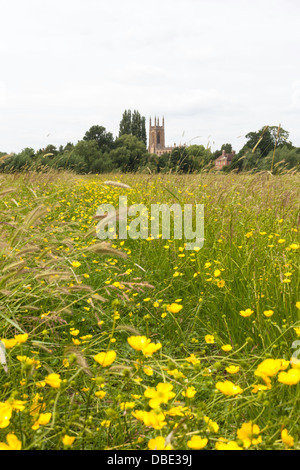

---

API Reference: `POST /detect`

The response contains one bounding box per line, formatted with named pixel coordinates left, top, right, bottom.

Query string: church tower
left=148, top=116, right=166, bottom=154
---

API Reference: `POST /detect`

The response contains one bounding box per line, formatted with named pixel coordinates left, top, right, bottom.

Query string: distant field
left=0, top=170, right=299, bottom=450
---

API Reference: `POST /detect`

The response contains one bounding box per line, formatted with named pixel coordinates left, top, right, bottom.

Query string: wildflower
left=100, top=420, right=111, bottom=428
left=0, top=434, right=22, bottom=450
left=1, top=338, right=17, bottom=349
left=254, top=359, right=282, bottom=388
left=95, top=391, right=106, bottom=399
left=8, top=399, right=27, bottom=412
left=294, top=327, right=300, bottom=337
left=32, top=412, right=52, bottom=430
left=167, top=368, right=185, bottom=379
left=127, top=336, right=150, bottom=351
left=217, top=280, right=225, bottom=288
left=14, top=333, right=28, bottom=344
left=187, top=436, right=208, bottom=450
left=30, top=394, right=45, bottom=416
left=0, top=402, right=13, bottom=429
left=166, top=303, right=183, bottom=314
left=278, top=368, right=300, bottom=385
left=185, top=354, right=200, bottom=365
left=263, top=310, right=274, bottom=317
left=289, top=243, right=299, bottom=250
left=119, top=402, right=135, bottom=411
left=237, top=422, right=262, bottom=448
left=281, top=429, right=294, bottom=448
left=245, top=231, right=253, bottom=238
left=148, top=436, right=172, bottom=450
left=143, top=366, right=154, bottom=376
left=132, top=409, right=167, bottom=430
left=142, top=342, right=162, bottom=357
left=93, top=350, right=116, bottom=367
left=144, top=382, right=175, bottom=409
left=215, top=380, right=243, bottom=396
left=204, top=416, right=219, bottom=433
left=167, top=406, right=189, bottom=417
left=296, top=302, right=300, bottom=310
left=62, top=435, right=76, bottom=447
left=239, top=308, right=254, bottom=317
left=44, top=373, right=62, bottom=389
left=214, top=269, right=221, bottom=277
left=215, top=440, right=242, bottom=450
left=70, top=329, right=80, bottom=336
left=205, top=334, right=215, bottom=344
left=225, top=365, right=240, bottom=374
left=71, top=261, right=81, bottom=268
left=221, top=344, right=232, bottom=352
left=251, top=384, right=268, bottom=393
left=182, top=386, right=197, bottom=398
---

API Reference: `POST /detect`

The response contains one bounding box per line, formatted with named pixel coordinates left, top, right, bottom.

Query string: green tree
left=109, top=134, right=147, bottom=172
left=241, top=126, right=291, bottom=157
left=119, top=109, right=147, bottom=146
left=119, top=110, right=132, bottom=136
left=71, top=140, right=101, bottom=172
left=83, top=125, right=114, bottom=152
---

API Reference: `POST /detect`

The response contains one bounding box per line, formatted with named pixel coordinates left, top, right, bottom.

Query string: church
left=148, top=117, right=175, bottom=156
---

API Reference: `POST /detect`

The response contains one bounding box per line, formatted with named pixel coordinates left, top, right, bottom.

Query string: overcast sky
left=1, top=0, right=300, bottom=154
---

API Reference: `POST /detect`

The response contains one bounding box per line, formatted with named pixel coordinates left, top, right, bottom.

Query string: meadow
left=0, top=169, right=299, bottom=450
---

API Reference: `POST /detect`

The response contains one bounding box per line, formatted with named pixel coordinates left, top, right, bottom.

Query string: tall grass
left=0, top=170, right=299, bottom=450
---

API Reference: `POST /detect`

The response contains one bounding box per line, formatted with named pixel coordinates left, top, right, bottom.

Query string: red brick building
left=215, top=149, right=235, bottom=170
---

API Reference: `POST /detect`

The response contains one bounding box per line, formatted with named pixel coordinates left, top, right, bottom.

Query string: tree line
left=0, top=112, right=299, bottom=174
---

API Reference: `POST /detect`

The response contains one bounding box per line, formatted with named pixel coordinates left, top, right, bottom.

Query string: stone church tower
left=148, top=117, right=174, bottom=156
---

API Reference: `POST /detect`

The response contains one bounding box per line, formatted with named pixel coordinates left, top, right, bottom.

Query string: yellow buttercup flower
left=215, top=380, right=243, bottom=396
left=142, top=342, right=162, bottom=357
left=166, top=303, right=183, bottom=314
left=225, top=365, right=240, bottom=374
left=205, top=334, right=215, bottom=344
left=144, top=382, right=175, bottom=408
left=127, top=336, right=151, bottom=351
left=204, top=416, right=219, bottom=433
left=1, top=338, right=17, bottom=349
left=71, top=261, right=81, bottom=268
left=237, top=422, right=262, bottom=448
left=278, top=368, right=300, bottom=385
left=254, top=358, right=282, bottom=387
left=0, top=402, right=13, bottom=429
left=0, top=433, right=22, bottom=450
left=221, top=344, right=232, bottom=352
left=132, top=409, right=167, bottom=430
left=181, top=386, right=197, bottom=398
left=44, top=373, right=62, bottom=389
left=281, top=429, right=294, bottom=448
left=187, top=435, right=208, bottom=450
left=239, top=308, right=254, bottom=317
left=263, top=310, right=274, bottom=318
left=148, top=436, right=172, bottom=450
left=32, top=412, right=52, bottom=430
left=93, top=350, right=116, bottom=367
left=216, top=440, right=242, bottom=450
left=62, top=435, right=76, bottom=447
left=14, top=333, right=28, bottom=344
left=185, top=354, right=200, bottom=365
